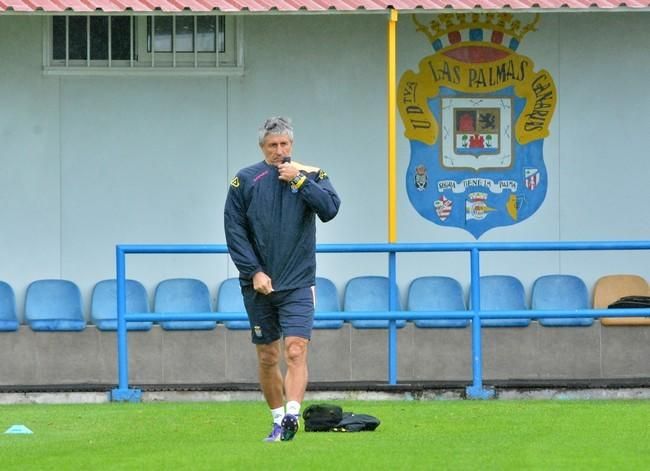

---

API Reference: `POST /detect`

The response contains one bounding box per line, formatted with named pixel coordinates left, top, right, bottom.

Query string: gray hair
left=258, top=116, right=294, bottom=146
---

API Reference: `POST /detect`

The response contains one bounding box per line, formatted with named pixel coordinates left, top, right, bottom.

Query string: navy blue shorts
left=242, top=286, right=315, bottom=344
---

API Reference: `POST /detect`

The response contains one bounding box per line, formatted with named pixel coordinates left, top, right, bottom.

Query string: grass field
left=2, top=400, right=650, bottom=470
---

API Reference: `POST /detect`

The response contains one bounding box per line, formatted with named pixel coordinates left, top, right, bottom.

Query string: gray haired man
left=224, top=117, right=341, bottom=441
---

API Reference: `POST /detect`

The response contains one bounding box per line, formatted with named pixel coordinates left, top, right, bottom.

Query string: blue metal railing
left=111, top=241, right=650, bottom=402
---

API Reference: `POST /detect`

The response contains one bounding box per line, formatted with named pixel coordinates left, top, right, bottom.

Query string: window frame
left=43, top=14, right=244, bottom=76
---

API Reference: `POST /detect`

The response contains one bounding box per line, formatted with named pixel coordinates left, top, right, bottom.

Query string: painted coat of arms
left=398, top=13, right=557, bottom=238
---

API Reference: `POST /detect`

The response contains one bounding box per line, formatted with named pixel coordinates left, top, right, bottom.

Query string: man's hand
left=278, top=162, right=300, bottom=182
left=253, top=271, right=274, bottom=295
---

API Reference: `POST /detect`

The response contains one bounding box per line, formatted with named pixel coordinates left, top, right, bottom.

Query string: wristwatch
left=290, top=171, right=307, bottom=192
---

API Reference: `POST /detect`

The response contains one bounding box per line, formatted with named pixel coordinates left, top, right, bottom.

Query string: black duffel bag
left=332, top=412, right=381, bottom=432
left=303, top=404, right=343, bottom=432
left=304, top=404, right=381, bottom=432
left=608, top=295, right=650, bottom=309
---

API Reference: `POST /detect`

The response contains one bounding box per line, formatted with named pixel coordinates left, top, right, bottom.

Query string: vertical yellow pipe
left=387, top=9, right=398, bottom=243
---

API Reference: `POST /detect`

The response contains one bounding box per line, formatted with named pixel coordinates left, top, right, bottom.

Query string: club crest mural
left=398, top=13, right=557, bottom=238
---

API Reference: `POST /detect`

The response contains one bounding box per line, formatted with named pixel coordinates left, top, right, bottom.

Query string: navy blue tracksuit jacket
left=224, top=160, right=340, bottom=291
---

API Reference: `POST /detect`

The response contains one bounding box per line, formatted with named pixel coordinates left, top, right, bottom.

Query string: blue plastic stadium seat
left=216, top=278, right=249, bottom=330
left=314, top=277, right=344, bottom=329
left=0, top=281, right=19, bottom=332
left=471, top=275, right=530, bottom=327
left=408, top=276, right=469, bottom=328
left=154, top=278, right=216, bottom=331
left=532, top=274, right=592, bottom=327
left=90, top=279, right=153, bottom=331
left=344, top=276, right=406, bottom=329
left=24, top=279, right=86, bottom=331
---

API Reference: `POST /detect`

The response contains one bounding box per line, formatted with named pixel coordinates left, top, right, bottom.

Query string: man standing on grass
left=224, top=116, right=340, bottom=442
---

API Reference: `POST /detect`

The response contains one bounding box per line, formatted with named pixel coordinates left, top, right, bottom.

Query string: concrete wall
left=1, top=323, right=649, bottom=386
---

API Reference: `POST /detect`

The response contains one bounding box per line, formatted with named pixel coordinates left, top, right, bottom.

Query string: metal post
left=111, top=246, right=142, bottom=402
left=387, top=9, right=398, bottom=244
left=465, top=248, right=494, bottom=399
left=388, top=250, right=398, bottom=385
left=386, top=9, right=399, bottom=387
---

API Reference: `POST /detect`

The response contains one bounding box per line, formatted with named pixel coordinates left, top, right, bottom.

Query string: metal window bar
left=111, top=240, right=650, bottom=402
left=193, top=16, right=198, bottom=68
left=129, top=16, right=134, bottom=68
left=86, top=16, right=90, bottom=67
left=215, top=15, right=220, bottom=68
left=151, top=16, right=155, bottom=67
left=108, top=16, right=112, bottom=68
left=172, top=16, right=176, bottom=68
left=65, top=16, right=69, bottom=67
left=236, top=16, right=244, bottom=67
left=42, top=17, right=48, bottom=67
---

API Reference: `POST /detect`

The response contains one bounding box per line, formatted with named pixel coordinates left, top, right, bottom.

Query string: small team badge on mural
left=506, top=194, right=526, bottom=221
left=415, top=165, right=428, bottom=191
left=465, top=192, right=495, bottom=221
left=524, top=168, right=540, bottom=190
left=434, top=195, right=453, bottom=221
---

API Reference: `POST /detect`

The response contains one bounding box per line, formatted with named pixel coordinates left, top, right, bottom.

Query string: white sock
left=271, top=406, right=285, bottom=425
left=286, top=400, right=301, bottom=416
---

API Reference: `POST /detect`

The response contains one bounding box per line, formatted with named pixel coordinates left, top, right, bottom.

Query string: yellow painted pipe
left=387, top=9, right=398, bottom=243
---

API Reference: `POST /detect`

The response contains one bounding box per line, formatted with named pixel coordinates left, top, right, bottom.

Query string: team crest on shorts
left=254, top=325, right=263, bottom=338
left=398, top=13, right=557, bottom=238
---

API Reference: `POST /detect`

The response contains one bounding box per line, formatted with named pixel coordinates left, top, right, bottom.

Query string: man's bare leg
left=281, top=336, right=309, bottom=441
left=257, top=340, right=286, bottom=442
left=256, top=340, right=284, bottom=408
left=284, top=336, right=309, bottom=403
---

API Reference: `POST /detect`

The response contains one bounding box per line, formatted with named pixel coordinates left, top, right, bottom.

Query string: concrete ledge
left=4, top=384, right=650, bottom=404
left=0, top=322, right=649, bottom=387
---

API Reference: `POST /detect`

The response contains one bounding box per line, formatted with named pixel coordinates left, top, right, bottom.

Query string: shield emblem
left=524, top=168, right=541, bottom=190
left=444, top=98, right=510, bottom=170
left=453, top=107, right=500, bottom=156
left=398, top=13, right=557, bottom=238
left=434, top=195, right=452, bottom=221
left=414, top=164, right=428, bottom=191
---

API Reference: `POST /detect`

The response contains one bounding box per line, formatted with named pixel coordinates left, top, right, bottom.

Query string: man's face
left=261, top=133, right=293, bottom=166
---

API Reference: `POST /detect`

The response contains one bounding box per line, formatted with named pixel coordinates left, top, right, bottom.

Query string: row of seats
left=0, top=274, right=648, bottom=332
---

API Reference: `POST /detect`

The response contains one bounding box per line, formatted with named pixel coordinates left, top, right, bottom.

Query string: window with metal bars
left=45, top=15, right=243, bottom=75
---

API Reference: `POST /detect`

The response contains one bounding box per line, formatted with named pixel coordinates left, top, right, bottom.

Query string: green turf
left=1, top=400, right=649, bottom=470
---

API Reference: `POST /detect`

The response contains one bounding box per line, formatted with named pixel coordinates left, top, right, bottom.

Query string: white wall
left=0, top=12, right=649, bottom=319
left=0, top=17, right=61, bottom=319
left=554, top=13, right=650, bottom=284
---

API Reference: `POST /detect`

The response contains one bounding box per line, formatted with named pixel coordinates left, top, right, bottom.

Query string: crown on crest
left=413, top=13, right=540, bottom=52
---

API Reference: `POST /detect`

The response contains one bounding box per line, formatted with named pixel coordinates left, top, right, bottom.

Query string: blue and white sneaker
left=263, top=423, right=283, bottom=442
left=280, top=414, right=299, bottom=441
